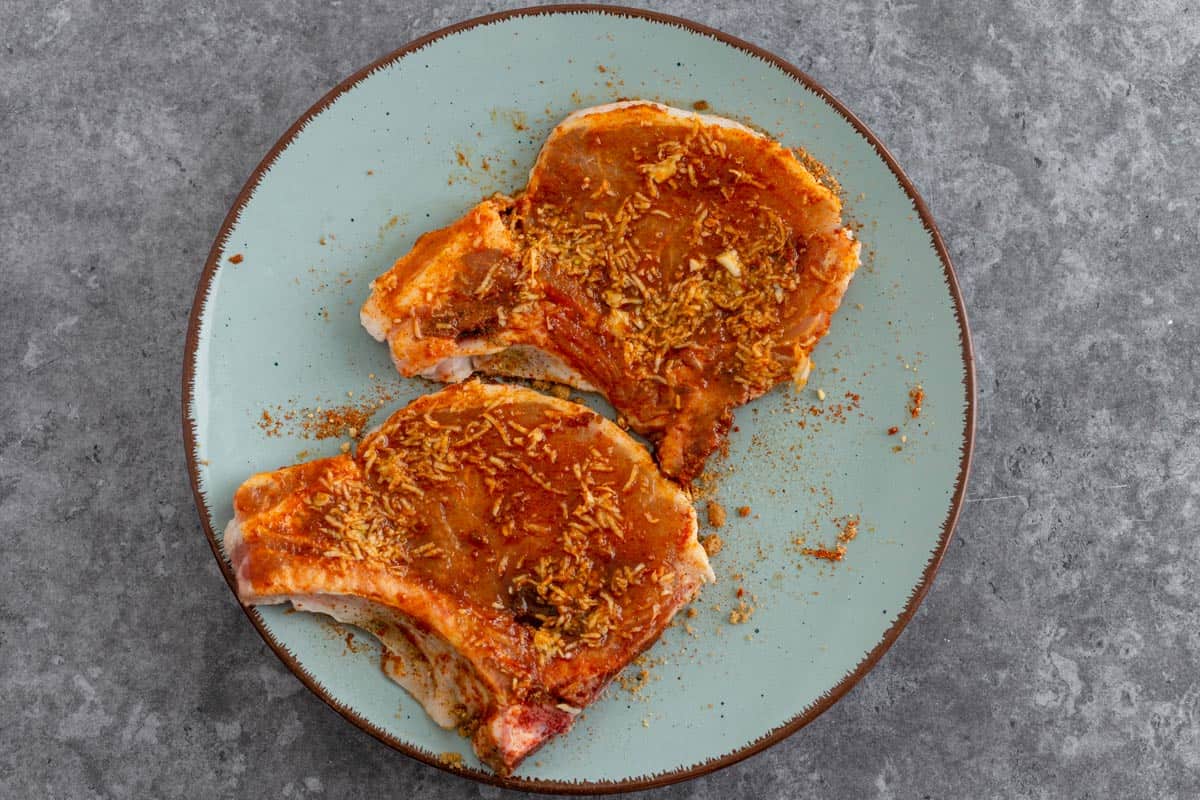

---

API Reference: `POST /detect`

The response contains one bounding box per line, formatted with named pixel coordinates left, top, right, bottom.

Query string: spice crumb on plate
left=798, top=543, right=846, bottom=562
left=796, top=514, right=860, bottom=563
left=908, top=384, right=925, bottom=418
left=619, top=668, right=651, bottom=696
left=729, top=598, right=755, bottom=624
left=706, top=500, right=727, bottom=528
left=838, top=515, right=859, bottom=543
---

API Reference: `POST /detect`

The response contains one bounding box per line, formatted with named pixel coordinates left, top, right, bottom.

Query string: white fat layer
left=471, top=346, right=598, bottom=391
left=221, top=517, right=254, bottom=599
left=226, top=511, right=493, bottom=730
left=690, top=537, right=717, bottom=584
left=405, top=344, right=598, bottom=392
left=221, top=517, right=243, bottom=559
left=359, top=301, right=389, bottom=341
left=559, top=100, right=762, bottom=138
left=416, top=355, right=477, bottom=383
left=279, top=594, right=491, bottom=728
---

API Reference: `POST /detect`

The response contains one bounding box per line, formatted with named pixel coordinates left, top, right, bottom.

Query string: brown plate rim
left=182, top=4, right=977, bottom=794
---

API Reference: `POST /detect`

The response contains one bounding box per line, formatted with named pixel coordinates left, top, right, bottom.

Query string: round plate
left=184, top=5, right=974, bottom=793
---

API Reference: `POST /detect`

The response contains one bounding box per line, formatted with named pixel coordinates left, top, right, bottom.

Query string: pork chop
left=223, top=381, right=713, bottom=774
left=362, top=101, right=861, bottom=482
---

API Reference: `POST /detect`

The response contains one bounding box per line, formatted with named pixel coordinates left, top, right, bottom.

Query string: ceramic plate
left=184, top=6, right=974, bottom=793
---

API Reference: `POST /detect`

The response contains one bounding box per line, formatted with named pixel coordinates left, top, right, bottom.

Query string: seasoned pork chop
left=362, top=101, right=860, bottom=481
left=224, top=381, right=712, bottom=774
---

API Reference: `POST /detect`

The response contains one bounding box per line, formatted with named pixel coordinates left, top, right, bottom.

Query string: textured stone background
left=2, top=1, right=1198, bottom=797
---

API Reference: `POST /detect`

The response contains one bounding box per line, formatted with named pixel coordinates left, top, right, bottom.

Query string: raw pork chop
left=362, top=101, right=860, bottom=481
left=224, top=381, right=713, bottom=774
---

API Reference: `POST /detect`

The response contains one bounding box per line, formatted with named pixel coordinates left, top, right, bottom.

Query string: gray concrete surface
left=2, top=1, right=1198, bottom=797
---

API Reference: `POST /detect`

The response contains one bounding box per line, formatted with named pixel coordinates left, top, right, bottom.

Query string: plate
left=184, top=6, right=974, bottom=793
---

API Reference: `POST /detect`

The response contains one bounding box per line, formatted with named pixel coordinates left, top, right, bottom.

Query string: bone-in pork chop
left=362, top=101, right=861, bottom=482
left=223, top=381, right=713, bottom=774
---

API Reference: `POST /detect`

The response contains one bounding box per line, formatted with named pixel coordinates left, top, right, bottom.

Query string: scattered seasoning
left=618, top=668, right=650, bottom=695
left=737, top=505, right=751, bottom=518
left=797, top=515, right=860, bottom=563
left=258, top=410, right=283, bottom=437
left=692, top=100, right=710, bottom=111
left=908, top=385, right=925, bottom=418
left=795, top=391, right=862, bottom=430
left=438, top=752, right=464, bottom=768
left=691, top=468, right=727, bottom=504
left=706, top=501, right=727, bottom=528
left=311, top=405, right=370, bottom=438
left=791, top=145, right=842, bottom=195
left=838, top=515, right=859, bottom=544
left=887, top=426, right=899, bottom=436
left=228, top=253, right=244, bottom=264
left=257, top=384, right=397, bottom=441
left=618, top=654, right=664, bottom=697
left=701, top=533, right=724, bottom=557
left=799, top=543, right=845, bottom=562
left=728, top=594, right=755, bottom=624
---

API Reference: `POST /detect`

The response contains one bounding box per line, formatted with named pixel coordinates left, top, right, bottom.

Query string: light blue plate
left=184, top=6, right=974, bottom=793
